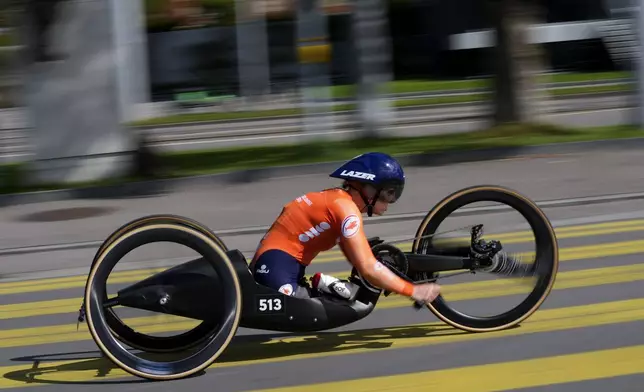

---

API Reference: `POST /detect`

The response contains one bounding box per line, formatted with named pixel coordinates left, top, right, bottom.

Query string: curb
left=1, top=136, right=644, bottom=208
left=4, top=189, right=644, bottom=257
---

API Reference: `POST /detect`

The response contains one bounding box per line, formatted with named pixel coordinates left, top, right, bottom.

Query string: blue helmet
left=330, top=152, right=405, bottom=207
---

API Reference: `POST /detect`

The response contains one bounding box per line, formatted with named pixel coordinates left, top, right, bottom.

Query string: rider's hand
left=411, top=283, right=441, bottom=304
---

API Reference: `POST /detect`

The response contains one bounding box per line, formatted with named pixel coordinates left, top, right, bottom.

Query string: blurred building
left=144, top=0, right=623, bottom=100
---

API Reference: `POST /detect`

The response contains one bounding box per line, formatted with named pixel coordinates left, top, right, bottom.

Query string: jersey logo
left=256, top=264, right=270, bottom=274
left=299, top=221, right=332, bottom=242
left=278, top=284, right=294, bottom=296
left=341, top=214, right=360, bottom=238
left=296, top=195, right=313, bottom=206
left=340, top=170, right=375, bottom=181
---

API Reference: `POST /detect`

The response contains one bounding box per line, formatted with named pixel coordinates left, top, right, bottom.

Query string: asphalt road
left=1, top=196, right=644, bottom=391
left=3, top=148, right=644, bottom=279
left=1, top=148, right=644, bottom=390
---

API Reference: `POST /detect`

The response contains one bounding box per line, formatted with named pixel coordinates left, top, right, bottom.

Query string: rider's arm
left=330, top=199, right=414, bottom=297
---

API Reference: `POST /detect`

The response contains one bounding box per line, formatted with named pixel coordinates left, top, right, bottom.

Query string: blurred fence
left=0, top=0, right=641, bottom=164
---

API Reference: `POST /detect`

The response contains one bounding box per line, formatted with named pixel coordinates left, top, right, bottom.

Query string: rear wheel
left=90, top=215, right=227, bottom=353
left=84, top=218, right=242, bottom=380
left=412, top=185, right=559, bottom=332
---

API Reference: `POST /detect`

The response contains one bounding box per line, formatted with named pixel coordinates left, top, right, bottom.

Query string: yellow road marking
left=0, top=298, right=643, bottom=388
left=2, top=261, right=644, bottom=345
left=0, top=220, right=642, bottom=388
left=215, top=298, right=644, bottom=368
left=315, top=218, right=644, bottom=260
left=377, top=262, right=644, bottom=308
left=1, top=218, right=642, bottom=294
left=322, top=238, right=644, bottom=278
left=2, top=232, right=644, bottom=297
left=2, top=261, right=643, bottom=321
left=249, top=345, right=644, bottom=391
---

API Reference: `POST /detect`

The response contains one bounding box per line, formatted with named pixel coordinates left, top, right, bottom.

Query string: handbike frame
left=80, top=185, right=559, bottom=382
left=110, top=241, right=478, bottom=334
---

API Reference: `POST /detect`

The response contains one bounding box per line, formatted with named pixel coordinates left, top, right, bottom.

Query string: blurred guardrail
left=0, top=85, right=635, bottom=161
left=135, top=92, right=635, bottom=148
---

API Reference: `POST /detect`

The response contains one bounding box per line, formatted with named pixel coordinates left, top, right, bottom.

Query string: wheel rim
left=91, top=215, right=228, bottom=353
left=85, top=224, right=241, bottom=379
left=413, top=186, right=559, bottom=331
left=106, top=311, right=219, bottom=353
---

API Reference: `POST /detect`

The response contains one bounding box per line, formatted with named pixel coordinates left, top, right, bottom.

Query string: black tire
left=412, top=185, right=559, bottom=332
left=90, top=214, right=229, bottom=263
left=84, top=219, right=242, bottom=380
left=91, top=215, right=227, bottom=353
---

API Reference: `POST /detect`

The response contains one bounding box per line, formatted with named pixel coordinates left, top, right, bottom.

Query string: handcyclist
left=249, top=152, right=441, bottom=306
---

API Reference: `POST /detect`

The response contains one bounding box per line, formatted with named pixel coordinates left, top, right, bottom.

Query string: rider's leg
left=251, top=249, right=311, bottom=298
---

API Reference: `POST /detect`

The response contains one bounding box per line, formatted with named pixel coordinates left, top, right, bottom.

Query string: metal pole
left=235, top=0, right=271, bottom=100
left=637, top=0, right=644, bottom=126
left=111, top=0, right=150, bottom=124
left=297, top=0, right=334, bottom=139
left=352, top=0, right=393, bottom=138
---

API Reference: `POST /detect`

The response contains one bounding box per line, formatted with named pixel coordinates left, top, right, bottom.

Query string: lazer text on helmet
left=340, top=170, right=376, bottom=180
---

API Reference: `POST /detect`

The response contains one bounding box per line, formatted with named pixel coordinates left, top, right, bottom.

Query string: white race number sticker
left=257, top=297, right=283, bottom=313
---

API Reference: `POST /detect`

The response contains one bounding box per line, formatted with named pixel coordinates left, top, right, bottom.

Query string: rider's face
left=372, top=199, right=390, bottom=215
left=350, top=183, right=391, bottom=215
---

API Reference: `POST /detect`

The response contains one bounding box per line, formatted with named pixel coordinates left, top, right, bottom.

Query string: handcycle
left=78, top=185, right=559, bottom=381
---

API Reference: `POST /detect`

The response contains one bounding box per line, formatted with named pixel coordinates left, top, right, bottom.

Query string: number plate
left=255, top=295, right=285, bottom=314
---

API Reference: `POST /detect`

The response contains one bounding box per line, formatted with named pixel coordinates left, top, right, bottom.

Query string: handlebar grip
left=412, top=301, right=424, bottom=310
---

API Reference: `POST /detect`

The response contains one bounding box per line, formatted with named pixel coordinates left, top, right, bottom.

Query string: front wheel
left=412, top=185, right=559, bottom=332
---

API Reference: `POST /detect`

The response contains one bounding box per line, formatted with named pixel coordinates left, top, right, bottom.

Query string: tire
left=412, top=185, right=559, bottom=332
left=90, top=215, right=227, bottom=353
left=84, top=219, right=242, bottom=380
left=90, top=214, right=228, bottom=263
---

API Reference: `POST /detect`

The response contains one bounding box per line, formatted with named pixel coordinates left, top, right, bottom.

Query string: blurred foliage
left=0, top=123, right=641, bottom=194
left=0, top=94, right=13, bottom=108
left=129, top=76, right=629, bottom=127
left=145, top=124, right=643, bottom=177
left=145, top=0, right=236, bottom=31
left=0, top=164, right=30, bottom=194
left=0, top=33, right=13, bottom=46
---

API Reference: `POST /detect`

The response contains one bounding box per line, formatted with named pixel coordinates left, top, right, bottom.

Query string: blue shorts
left=252, top=249, right=309, bottom=297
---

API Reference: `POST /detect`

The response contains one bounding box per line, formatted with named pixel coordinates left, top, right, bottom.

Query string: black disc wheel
left=412, top=185, right=559, bottom=332
left=84, top=217, right=242, bottom=380
left=90, top=215, right=227, bottom=353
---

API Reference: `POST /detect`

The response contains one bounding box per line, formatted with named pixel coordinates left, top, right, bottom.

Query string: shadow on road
left=3, top=321, right=495, bottom=386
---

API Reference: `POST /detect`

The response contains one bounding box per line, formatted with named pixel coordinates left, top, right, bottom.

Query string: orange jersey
left=254, top=188, right=359, bottom=265
left=253, top=188, right=414, bottom=297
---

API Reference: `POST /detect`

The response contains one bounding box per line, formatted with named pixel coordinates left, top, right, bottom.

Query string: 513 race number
left=256, top=295, right=285, bottom=314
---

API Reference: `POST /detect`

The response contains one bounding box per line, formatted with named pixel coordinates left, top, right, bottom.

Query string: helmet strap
left=367, top=189, right=383, bottom=217
left=345, top=183, right=380, bottom=217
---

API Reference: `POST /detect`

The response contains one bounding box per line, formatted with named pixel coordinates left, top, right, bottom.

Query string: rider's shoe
left=311, top=272, right=352, bottom=299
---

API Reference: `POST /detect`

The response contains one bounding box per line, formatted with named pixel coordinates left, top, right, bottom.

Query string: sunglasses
left=377, top=184, right=404, bottom=204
